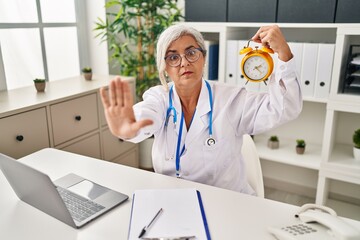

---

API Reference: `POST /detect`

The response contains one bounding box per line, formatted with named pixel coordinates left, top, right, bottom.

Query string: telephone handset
left=268, top=204, right=360, bottom=240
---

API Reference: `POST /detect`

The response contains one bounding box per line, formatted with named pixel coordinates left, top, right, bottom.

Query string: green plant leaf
left=94, top=0, right=183, bottom=101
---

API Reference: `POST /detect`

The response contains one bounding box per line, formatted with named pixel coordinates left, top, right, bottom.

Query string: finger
left=251, top=28, right=263, bottom=42
left=100, top=87, right=110, bottom=108
left=251, top=26, right=268, bottom=41
left=261, top=34, right=272, bottom=48
left=115, top=77, right=123, bottom=107
left=123, top=81, right=134, bottom=107
left=109, top=79, right=117, bottom=106
left=132, top=119, right=154, bottom=132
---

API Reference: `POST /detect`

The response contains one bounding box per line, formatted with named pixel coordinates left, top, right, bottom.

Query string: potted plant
left=33, top=78, right=46, bottom=92
left=296, top=139, right=306, bottom=154
left=353, top=128, right=360, bottom=161
left=82, top=67, right=92, bottom=80
left=94, top=0, right=183, bottom=101
left=267, top=135, right=279, bottom=149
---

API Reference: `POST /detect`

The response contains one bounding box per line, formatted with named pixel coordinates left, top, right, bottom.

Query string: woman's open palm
left=100, top=77, right=153, bottom=139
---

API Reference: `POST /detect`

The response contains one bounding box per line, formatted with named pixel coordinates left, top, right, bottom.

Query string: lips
left=181, top=71, right=193, bottom=76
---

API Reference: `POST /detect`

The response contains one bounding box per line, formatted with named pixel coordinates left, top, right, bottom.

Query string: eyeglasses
left=164, top=48, right=205, bottom=67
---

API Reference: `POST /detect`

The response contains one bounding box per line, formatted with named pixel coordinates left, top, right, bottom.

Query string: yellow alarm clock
left=239, top=40, right=274, bottom=83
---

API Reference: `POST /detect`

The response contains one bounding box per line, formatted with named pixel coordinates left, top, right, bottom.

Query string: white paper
left=128, top=188, right=208, bottom=240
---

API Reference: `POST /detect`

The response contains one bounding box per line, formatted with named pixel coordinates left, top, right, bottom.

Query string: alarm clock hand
left=254, top=65, right=263, bottom=74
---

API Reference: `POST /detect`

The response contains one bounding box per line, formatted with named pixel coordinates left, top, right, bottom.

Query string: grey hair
left=156, top=24, right=206, bottom=90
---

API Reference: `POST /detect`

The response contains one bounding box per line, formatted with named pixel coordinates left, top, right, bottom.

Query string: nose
left=180, top=54, right=190, bottom=67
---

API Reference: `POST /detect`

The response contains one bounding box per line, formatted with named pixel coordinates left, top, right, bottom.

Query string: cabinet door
left=102, top=128, right=137, bottom=161
left=51, top=93, right=99, bottom=145
left=60, top=133, right=101, bottom=159
left=0, top=108, right=49, bottom=159
left=111, top=148, right=139, bottom=168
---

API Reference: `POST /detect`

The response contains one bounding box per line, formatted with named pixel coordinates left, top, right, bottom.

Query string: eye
left=167, top=54, right=180, bottom=61
left=186, top=49, right=197, bottom=57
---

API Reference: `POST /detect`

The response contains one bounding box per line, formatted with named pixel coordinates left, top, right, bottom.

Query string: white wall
left=85, top=0, right=109, bottom=75
left=178, top=0, right=185, bottom=16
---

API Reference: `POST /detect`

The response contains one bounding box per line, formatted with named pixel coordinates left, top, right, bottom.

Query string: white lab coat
left=129, top=58, right=302, bottom=195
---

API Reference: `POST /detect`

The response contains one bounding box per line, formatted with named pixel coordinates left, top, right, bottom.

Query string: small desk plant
left=82, top=67, right=92, bottom=80
left=33, top=78, right=46, bottom=92
left=296, top=139, right=306, bottom=154
left=353, top=128, right=360, bottom=161
left=268, top=135, right=279, bottom=149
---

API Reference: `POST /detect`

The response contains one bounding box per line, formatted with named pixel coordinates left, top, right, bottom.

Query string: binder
left=314, top=43, right=335, bottom=99
left=208, top=43, right=219, bottom=80
left=204, top=40, right=219, bottom=80
left=225, top=40, right=238, bottom=85
left=237, top=40, right=260, bottom=92
left=288, top=42, right=304, bottom=81
left=300, top=43, right=318, bottom=97
left=128, top=188, right=211, bottom=240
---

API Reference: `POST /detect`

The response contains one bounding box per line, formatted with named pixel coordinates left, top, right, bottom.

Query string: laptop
left=0, top=153, right=129, bottom=228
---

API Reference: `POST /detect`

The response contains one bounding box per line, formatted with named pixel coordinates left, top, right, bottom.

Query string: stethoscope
left=165, top=80, right=215, bottom=177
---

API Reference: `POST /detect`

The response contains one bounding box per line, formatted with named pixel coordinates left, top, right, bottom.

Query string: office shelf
left=254, top=135, right=321, bottom=170
left=182, top=22, right=360, bottom=220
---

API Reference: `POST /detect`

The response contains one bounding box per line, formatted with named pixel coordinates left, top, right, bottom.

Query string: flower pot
left=34, top=82, right=46, bottom=92
left=267, top=140, right=279, bottom=149
left=354, top=147, right=360, bottom=161
left=83, top=72, right=92, bottom=80
left=296, top=146, right=305, bottom=154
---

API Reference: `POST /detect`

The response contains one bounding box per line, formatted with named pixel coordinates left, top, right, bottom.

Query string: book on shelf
left=204, top=40, right=219, bottom=81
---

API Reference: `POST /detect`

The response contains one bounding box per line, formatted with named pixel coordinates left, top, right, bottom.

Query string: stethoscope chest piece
left=205, top=137, right=216, bottom=146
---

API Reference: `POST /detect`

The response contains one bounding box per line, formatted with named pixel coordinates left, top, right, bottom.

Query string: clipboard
left=128, top=188, right=211, bottom=240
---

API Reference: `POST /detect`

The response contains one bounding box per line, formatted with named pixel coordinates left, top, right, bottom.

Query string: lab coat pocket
left=202, top=138, right=231, bottom=178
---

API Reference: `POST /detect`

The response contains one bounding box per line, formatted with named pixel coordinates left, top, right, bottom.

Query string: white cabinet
left=60, top=133, right=101, bottom=159
left=0, top=108, right=50, bottom=158
left=111, top=148, right=139, bottom=168
left=0, top=75, right=139, bottom=168
left=182, top=22, right=360, bottom=220
left=51, top=93, right=99, bottom=146
left=102, top=128, right=138, bottom=165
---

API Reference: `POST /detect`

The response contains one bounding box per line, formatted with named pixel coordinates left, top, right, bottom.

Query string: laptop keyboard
left=57, top=186, right=105, bottom=222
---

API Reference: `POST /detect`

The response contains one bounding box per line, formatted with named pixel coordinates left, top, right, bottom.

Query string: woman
left=100, top=24, right=302, bottom=195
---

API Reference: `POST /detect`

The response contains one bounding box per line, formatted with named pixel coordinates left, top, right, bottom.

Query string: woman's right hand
left=100, top=76, right=153, bottom=139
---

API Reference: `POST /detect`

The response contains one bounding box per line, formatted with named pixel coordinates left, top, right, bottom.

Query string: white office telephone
left=268, top=204, right=360, bottom=240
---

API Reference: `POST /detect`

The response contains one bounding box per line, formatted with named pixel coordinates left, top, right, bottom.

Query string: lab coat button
left=280, top=65, right=285, bottom=70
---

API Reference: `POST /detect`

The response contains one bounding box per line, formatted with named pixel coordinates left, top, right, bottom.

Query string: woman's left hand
left=252, top=25, right=293, bottom=62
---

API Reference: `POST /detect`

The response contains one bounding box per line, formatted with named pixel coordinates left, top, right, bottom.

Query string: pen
left=138, top=208, right=163, bottom=238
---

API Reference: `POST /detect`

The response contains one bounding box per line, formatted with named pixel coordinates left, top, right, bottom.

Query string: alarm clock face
left=243, top=55, right=269, bottom=81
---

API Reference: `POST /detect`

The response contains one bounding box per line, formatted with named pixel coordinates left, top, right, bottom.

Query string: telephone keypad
left=282, top=224, right=317, bottom=236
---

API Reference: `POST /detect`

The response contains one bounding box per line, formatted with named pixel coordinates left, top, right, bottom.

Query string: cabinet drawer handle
left=16, top=135, right=24, bottom=142
left=75, top=115, right=82, bottom=121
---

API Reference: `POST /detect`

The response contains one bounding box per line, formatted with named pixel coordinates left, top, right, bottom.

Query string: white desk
left=1, top=148, right=359, bottom=240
